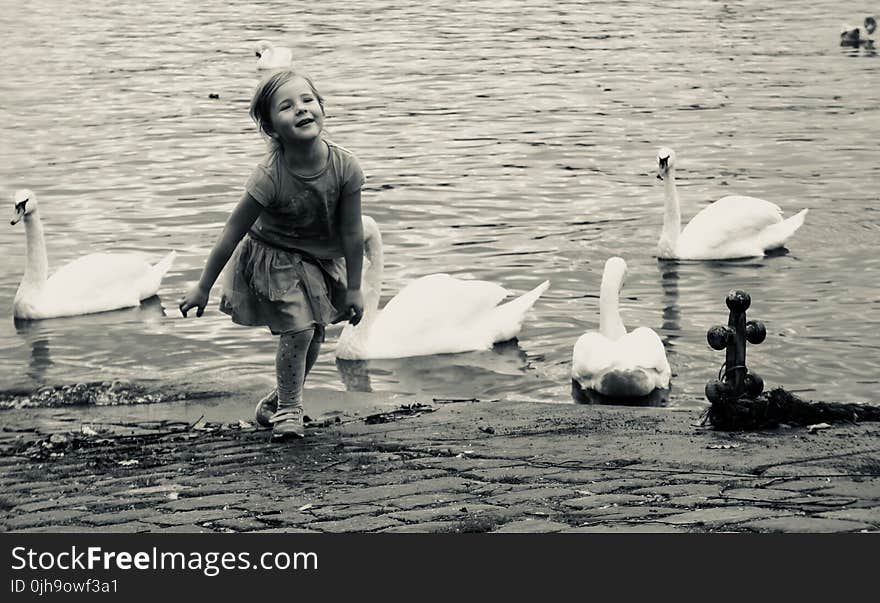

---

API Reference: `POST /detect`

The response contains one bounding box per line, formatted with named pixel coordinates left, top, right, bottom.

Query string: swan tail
left=759, top=208, right=808, bottom=251
left=488, top=280, right=549, bottom=342
left=153, top=250, right=177, bottom=276
left=136, top=250, right=177, bottom=300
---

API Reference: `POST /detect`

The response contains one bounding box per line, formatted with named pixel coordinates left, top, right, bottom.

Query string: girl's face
left=268, top=76, right=324, bottom=145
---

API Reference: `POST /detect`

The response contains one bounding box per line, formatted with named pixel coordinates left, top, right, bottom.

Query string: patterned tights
left=275, top=325, right=324, bottom=412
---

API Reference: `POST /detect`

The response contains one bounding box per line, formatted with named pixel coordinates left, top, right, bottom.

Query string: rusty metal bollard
left=705, top=290, right=767, bottom=403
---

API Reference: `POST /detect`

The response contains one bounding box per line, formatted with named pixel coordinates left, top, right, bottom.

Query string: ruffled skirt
left=219, top=234, right=348, bottom=335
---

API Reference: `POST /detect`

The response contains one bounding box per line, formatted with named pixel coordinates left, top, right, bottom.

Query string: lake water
left=1, top=0, right=877, bottom=409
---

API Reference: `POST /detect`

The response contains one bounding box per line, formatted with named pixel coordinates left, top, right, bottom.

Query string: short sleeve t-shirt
left=245, top=140, right=365, bottom=259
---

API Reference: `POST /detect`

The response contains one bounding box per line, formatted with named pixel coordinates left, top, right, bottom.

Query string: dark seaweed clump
left=704, top=387, right=880, bottom=431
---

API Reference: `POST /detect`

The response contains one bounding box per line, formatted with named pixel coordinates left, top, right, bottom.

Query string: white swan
left=656, top=148, right=808, bottom=260
left=253, top=40, right=293, bottom=70
left=10, top=189, right=176, bottom=320
left=571, top=257, right=670, bottom=397
left=335, top=216, right=550, bottom=360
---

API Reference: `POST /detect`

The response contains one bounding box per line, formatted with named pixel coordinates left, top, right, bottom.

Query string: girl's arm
left=179, top=193, right=264, bottom=317
left=338, top=188, right=365, bottom=325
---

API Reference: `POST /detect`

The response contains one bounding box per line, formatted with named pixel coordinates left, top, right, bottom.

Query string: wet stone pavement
left=1, top=398, right=879, bottom=533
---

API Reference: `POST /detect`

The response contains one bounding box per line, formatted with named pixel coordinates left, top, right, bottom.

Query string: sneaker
left=270, top=406, right=305, bottom=441
left=254, top=389, right=278, bottom=429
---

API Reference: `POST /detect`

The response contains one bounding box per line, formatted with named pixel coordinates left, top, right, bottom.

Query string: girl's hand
left=344, top=288, right=364, bottom=325
left=179, top=285, right=209, bottom=318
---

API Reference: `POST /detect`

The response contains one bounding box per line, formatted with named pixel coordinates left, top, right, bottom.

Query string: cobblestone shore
left=1, top=393, right=878, bottom=533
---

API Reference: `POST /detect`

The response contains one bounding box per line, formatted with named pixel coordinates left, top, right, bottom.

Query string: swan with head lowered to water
left=571, top=257, right=670, bottom=398
left=656, top=148, right=808, bottom=260
left=334, top=216, right=550, bottom=360
left=10, top=189, right=176, bottom=320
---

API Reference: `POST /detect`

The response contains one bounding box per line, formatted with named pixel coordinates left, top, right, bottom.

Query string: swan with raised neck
left=598, top=256, right=627, bottom=340
left=572, top=256, right=670, bottom=397
left=10, top=188, right=176, bottom=320
left=335, top=215, right=549, bottom=360
left=656, top=147, right=681, bottom=259
left=654, top=147, right=808, bottom=260
left=11, top=189, right=49, bottom=300
left=335, top=215, right=383, bottom=359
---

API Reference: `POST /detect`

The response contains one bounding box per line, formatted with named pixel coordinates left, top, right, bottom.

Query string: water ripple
left=1, top=0, right=876, bottom=407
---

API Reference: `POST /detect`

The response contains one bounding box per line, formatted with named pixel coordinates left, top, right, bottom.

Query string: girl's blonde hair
left=249, top=69, right=326, bottom=142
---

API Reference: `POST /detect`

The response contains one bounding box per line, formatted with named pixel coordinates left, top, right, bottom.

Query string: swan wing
left=43, top=253, right=153, bottom=297
left=16, top=253, right=151, bottom=318
left=622, top=327, right=671, bottom=381
left=359, top=274, right=520, bottom=358
left=749, top=208, right=808, bottom=252
left=572, top=327, right=670, bottom=390
left=571, top=331, right=610, bottom=384
left=678, top=196, right=784, bottom=258
left=132, top=250, right=176, bottom=299
left=477, top=280, right=549, bottom=342
left=373, top=274, right=509, bottom=337
left=573, top=330, right=662, bottom=377
left=38, top=250, right=174, bottom=309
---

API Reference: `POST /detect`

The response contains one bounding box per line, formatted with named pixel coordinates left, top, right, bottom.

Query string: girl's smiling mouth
left=295, top=117, right=315, bottom=127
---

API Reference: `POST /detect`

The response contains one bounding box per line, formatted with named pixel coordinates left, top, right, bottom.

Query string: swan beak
left=10, top=206, right=25, bottom=225
left=657, top=156, right=669, bottom=180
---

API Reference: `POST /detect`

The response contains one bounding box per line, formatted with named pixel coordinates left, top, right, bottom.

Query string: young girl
left=179, top=69, right=365, bottom=442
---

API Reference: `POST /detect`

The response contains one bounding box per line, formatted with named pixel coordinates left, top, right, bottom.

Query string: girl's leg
left=255, top=325, right=323, bottom=428
left=270, top=328, right=315, bottom=440
left=304, top=325, right=324, bottom=376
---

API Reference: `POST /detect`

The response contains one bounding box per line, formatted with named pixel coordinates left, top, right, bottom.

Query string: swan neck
left=21, top=212, right=49, bottom=287
left=361, top=231, right=383, bottom=320
left=660, top=174, right=681, bottom=250
left=343, top=220, right=384, bottom=347
left=598, top=269, right=626, bottom=339
left=337, top=223, right=384, bottom=357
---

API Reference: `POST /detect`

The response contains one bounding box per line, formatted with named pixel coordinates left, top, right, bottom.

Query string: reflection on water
left=336, top=358, right=372, bottom=392
left=336, top=339, right=532, bottom=399
left=13, top=321, right=53, bottom=384
left=8, top=295, right=175, bottom=390
left=1, top=1, right=878, bottom=408
left=25, top=338, right=53, bottom=383
left=658, top=260, right=681, bottom=348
